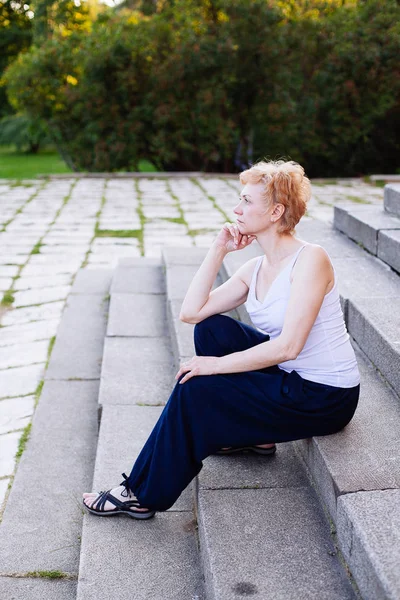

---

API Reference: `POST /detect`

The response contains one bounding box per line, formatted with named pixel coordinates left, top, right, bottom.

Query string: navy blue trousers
left=126, top=314, right=360, bottom=511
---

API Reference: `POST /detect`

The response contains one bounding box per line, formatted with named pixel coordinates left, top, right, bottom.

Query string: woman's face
left=233, top=182, right=271, bottom=235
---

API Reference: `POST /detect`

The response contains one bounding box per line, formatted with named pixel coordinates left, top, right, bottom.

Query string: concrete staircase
left=334, top=183, right=400, bottom=274
left=1, top=212, right=399, bottom=599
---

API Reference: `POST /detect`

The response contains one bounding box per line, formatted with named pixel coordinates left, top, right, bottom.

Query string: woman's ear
left=271, top=203, right=285, bottom=221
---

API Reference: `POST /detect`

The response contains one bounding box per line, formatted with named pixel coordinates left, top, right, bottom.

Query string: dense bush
left=3, top=0, right=400, bottom=175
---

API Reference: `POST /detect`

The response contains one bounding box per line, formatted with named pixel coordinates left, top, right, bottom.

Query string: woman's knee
left=194, top=314, right=235, bottom=354
left=194, top=314, right=226, bottom=336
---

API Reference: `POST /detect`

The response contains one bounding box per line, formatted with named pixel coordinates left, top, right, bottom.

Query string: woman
left=82, top=159, right=360, bottom=519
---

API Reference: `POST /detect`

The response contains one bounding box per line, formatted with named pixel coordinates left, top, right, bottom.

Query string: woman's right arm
left=179, top=224, right=257, bottom=324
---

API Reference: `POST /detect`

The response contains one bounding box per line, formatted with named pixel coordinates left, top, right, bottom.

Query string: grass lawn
left=0, top=147, right=72, bottom=179
left=0, top=146, right=158, bottom=179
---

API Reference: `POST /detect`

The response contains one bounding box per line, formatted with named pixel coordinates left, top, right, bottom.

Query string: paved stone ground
left=0, top=175, right=384, bottom=515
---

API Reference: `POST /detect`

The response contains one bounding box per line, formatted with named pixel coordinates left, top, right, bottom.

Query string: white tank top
left=244, top=244, right=360, bottom=388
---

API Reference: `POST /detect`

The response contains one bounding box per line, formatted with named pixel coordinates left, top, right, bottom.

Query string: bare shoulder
left=291, top=243, right=334, bottom=282
left=300, top=243, right=331, bottom=263
left=233, top=255, right=260, bottom=289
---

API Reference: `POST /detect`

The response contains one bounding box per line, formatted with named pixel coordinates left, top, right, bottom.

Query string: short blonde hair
left=239, top=159, right=311, bottom=235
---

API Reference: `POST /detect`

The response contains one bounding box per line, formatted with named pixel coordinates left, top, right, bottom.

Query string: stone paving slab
left=22, top=264, right=79, bottom=278
left=377, top=229, right=400, bottom=273
left=110, top=264, right=166, bottom=295
left=167, top=299, right=195, bottom=365
left=0, top=380, right=99, bottom=575
left=0, top=277, right=13, bottom=291
left=99, top=337, right=175, bottom=406
left=0, top=479, right=9, bottom=509
left=0, top=577, right=77, bottom=600
left=337, top=489, right=400, bottom=600
left=348, top=297, right=400, bottom=393
left=384, top=183, right=400, bottom=217
left=166, top=264, right=208, bottom=301
left=199, top=442, right=309, bottom=490
left=13, top=285, right=71, bottom=308
left=1, top=301, right=65, bottom=327
left=0, top=340, right=49, bottom=369
left=77, top=512, right=205, bottom=600
left=334, top=204, right=400, bottom=254
left=0, top=319, right=59, bottom=347
left=0, top=265, right=19, bottom=278
left=294, top=342, right=400, bottom=523
left=107, top=293, right=169, bottom=337
left=0, top=431, right=20, bottom=477
left=0, top=363, right=45, bottom=399
left=45, top=293, right=108, bottom=380
left=198, top=487, right=356, bottom=600
left=70, top=268, right=113, bottom=295
left=118, top=257, right=162, bottom=267
left=0, top=395, right=35, bottom=434
left=162, top=246, right=208, bottom=266
left=13, top=274, right=72, bottom=291
left=0, top=255, right=28, bottom=266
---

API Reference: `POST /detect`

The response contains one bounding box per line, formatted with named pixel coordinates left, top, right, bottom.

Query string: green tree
left=0, top=0, right=33, bottom=118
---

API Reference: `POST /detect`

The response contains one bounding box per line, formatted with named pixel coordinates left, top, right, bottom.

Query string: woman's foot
left=83, top=485, right=150, bottom=513
left=216, top=443, right=277, bottom=455
left=220, top=443, right=275, bottom=451
left=82, top=473, right=154, bottom=518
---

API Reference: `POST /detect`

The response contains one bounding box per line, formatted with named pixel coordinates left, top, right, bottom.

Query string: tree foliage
left=0, top=0, right=33, bottom=118
left=2, top=0, right=400, bottom=175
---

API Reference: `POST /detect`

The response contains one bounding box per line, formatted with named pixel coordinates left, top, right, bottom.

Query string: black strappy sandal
left=82, top=472, right=156, bottom=520
left=215, top=444, right=277, bottom=456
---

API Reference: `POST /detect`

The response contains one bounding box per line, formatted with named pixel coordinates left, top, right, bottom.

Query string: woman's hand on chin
left=214, top=222, right=256, bottom=253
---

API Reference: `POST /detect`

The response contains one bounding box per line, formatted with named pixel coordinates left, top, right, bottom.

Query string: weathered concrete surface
left=337, top=489, right=400, bottom=600
left=199, top=441, right=309, bottom=491
left=45, top=294, right=108, bottom=380
left=294, top=341, right=400, bottom=522
left=99, top=336, right=175, bottom=406
left=0, top=577, right=77, bottom=600
left=347, top=297, right=400, bottom=394
left=107, top=293, right=169, bottom=337
left=334, top=205, right=400, bottom=255
left=110, top=264, right=166, bottom=295
left=0, top=363, right=45, bottom=399
left=0, top=380, right=99, bottom=575
left=167, top=298, right=196, bottom=366
left=70, top=268, right=113, bottom=295
left=77, top=404, right=203, bottom=600
left=198, top=487, right=356, bottom=600
left=377, top=229, right=400, bottom=274
left=384, top=183, right=400, bottom=217
left=77, top=513, right=205, bottom=600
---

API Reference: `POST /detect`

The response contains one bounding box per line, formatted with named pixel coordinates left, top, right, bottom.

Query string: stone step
left=333, top=203, right=400, bottom=274
left=384, top=184, right=400, bottom=217
left=0, top=268, right=111, bottom=600
left=163, top=247, right=358, bottom=599
left=76, top=258, right=206, bottom=600
left=219, top=219, right=400, bottom=599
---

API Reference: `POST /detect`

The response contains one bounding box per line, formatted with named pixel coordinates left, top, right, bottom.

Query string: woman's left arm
left=176, top=246, right=333, bottom=383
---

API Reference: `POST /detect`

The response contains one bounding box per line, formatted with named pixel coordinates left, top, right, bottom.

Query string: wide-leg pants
left=126, top=314, right=360, bottom=511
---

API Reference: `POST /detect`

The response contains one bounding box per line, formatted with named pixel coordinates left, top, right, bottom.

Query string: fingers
left=224, top=222, right=241, bottom=247
left=178, top=372, right=193, bottom=384
left=175, top=360, right=191, bottom=381
left=224, top=223, right=256, bottom=250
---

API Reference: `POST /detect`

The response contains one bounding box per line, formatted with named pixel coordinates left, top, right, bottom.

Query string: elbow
left=179, top=312, right=198, bottom=324
left=282, top=343, right=300, bottom=362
